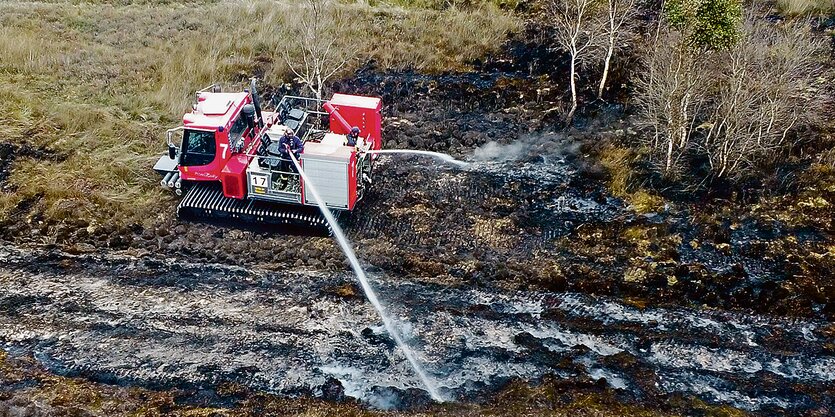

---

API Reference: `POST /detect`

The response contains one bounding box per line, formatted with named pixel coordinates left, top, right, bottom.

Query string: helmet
left=284, top=128, right=294, bottom=136
left=350, top=126, right=360, bottom=135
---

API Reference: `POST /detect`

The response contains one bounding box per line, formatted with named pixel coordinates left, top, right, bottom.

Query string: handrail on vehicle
left=195, top=83, right=222, bottom=101
left=273, top=95, right=329, bottom=116
left=165, top=126, right=185, bottom=148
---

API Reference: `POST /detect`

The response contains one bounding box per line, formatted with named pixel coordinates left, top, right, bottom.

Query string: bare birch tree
left=701, top=17, right=825, bottom=179
left=549, top=0, right=603, bottom=123
left=283, top=0, right=355, bottom=99
left=636, top=5, right=825, bottom=181
left=598, top=0, right=636, bottom=98
left=634, top=0, right=742, bottom=177
left=634, top=28, right=707, bottom=176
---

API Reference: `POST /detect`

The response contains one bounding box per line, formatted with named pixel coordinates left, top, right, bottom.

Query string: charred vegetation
left=0, top=0, right=833, bottom=415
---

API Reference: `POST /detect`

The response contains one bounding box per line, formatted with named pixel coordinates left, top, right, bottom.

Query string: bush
left=633, top=8, right=829, bottom=182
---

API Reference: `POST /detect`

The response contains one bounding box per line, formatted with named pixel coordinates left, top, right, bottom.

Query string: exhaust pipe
left=175, top=188, right=183, bottom=196
left=175, top=178, right=182, bottom=189
left=167, top=171, right=180, bottom=188
left=250, top=78, right=264, bottom=128
left=242, top=104, right=256, bottom=130
left=323, top=102, right=353, bottom=133
left=161, top=171, right=174, bottom=187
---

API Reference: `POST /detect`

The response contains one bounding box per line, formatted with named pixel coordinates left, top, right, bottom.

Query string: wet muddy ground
left=0, top=243, right=833, bottom=415
left=1, top=147, right=833, bottom=415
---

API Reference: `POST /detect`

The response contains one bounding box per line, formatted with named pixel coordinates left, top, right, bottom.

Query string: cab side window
left=229, top=114, right=248, bottom=146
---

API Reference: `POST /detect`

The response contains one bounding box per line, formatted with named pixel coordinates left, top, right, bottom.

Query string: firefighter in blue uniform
left=279, top=128, right=303, bottom=173
left=345, top=126, right=361, bottom=147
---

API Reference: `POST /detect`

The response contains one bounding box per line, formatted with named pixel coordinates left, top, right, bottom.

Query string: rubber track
left=177, top=182, right=331, bottom=232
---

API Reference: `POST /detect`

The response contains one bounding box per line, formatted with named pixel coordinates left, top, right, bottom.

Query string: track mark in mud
left=0, top=246, right=832, bottom=413
left=348, top=156, right=622, bottom=255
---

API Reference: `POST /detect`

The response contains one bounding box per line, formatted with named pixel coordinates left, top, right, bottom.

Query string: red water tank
left=326, top=94, right=382, bottom=151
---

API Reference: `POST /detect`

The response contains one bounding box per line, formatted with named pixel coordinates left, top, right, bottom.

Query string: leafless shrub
left=633, top=28, right=708, bottom=178
left=282, top=0, right=357, bottom=100
left=700, top=17, right=827, bottom=179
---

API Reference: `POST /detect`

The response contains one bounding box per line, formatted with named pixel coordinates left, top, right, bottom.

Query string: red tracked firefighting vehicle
left=153, top=80, right=381, bottom=229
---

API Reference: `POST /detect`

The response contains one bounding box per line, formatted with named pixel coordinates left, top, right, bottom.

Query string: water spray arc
left=366, top=149, right=470, bottom=168
left=287, top=152, right=444, bottom=402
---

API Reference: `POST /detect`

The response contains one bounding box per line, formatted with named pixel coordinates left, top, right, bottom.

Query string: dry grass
left=598, top=145, right=664, bottom=213
left=0, top=0, right=519, bottom=228
left=776, top=0, right=835, bottom=16
left=378, top=0, right=522, bottom=10
left=0, top=193, right=23, bottom=223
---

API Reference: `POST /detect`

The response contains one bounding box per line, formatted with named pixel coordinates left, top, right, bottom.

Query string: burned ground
left=2, top=46, right=829, bottom=322
left=1, top=244, right=833, bottom=416
left=1, top=8, right=834, bottom=417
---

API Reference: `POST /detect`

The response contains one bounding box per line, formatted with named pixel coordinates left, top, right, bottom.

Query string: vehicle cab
left=177, top=90, right=259, bottom=182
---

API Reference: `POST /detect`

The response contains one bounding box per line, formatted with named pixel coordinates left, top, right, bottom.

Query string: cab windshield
left=180, top=129, right=216, bottom=166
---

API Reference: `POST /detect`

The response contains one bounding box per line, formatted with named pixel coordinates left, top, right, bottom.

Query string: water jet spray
left=366, top=149, right=469, bottom=168
left=287, top=151, right=445, bottom=403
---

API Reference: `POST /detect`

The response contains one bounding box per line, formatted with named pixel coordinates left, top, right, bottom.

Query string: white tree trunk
left=549, top=0, right=602, bottom=125
left=598, top=36, right=615, bottom=98
left=679, top=90, right=690, bottom=148
left=316, top=72, right=323, bottom=100
left=666, top=132, right=674, bottom=172
left=567, top=53, right=578, bottom=123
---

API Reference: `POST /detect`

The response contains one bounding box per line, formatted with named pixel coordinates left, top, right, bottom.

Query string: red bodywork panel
left=177, top=92, right=262, bottom=199
left=348, top=152, right=358, bottom=209
left=221, top=154, right=250, bottom=199
left=326, top=94, right=383, bottom=151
